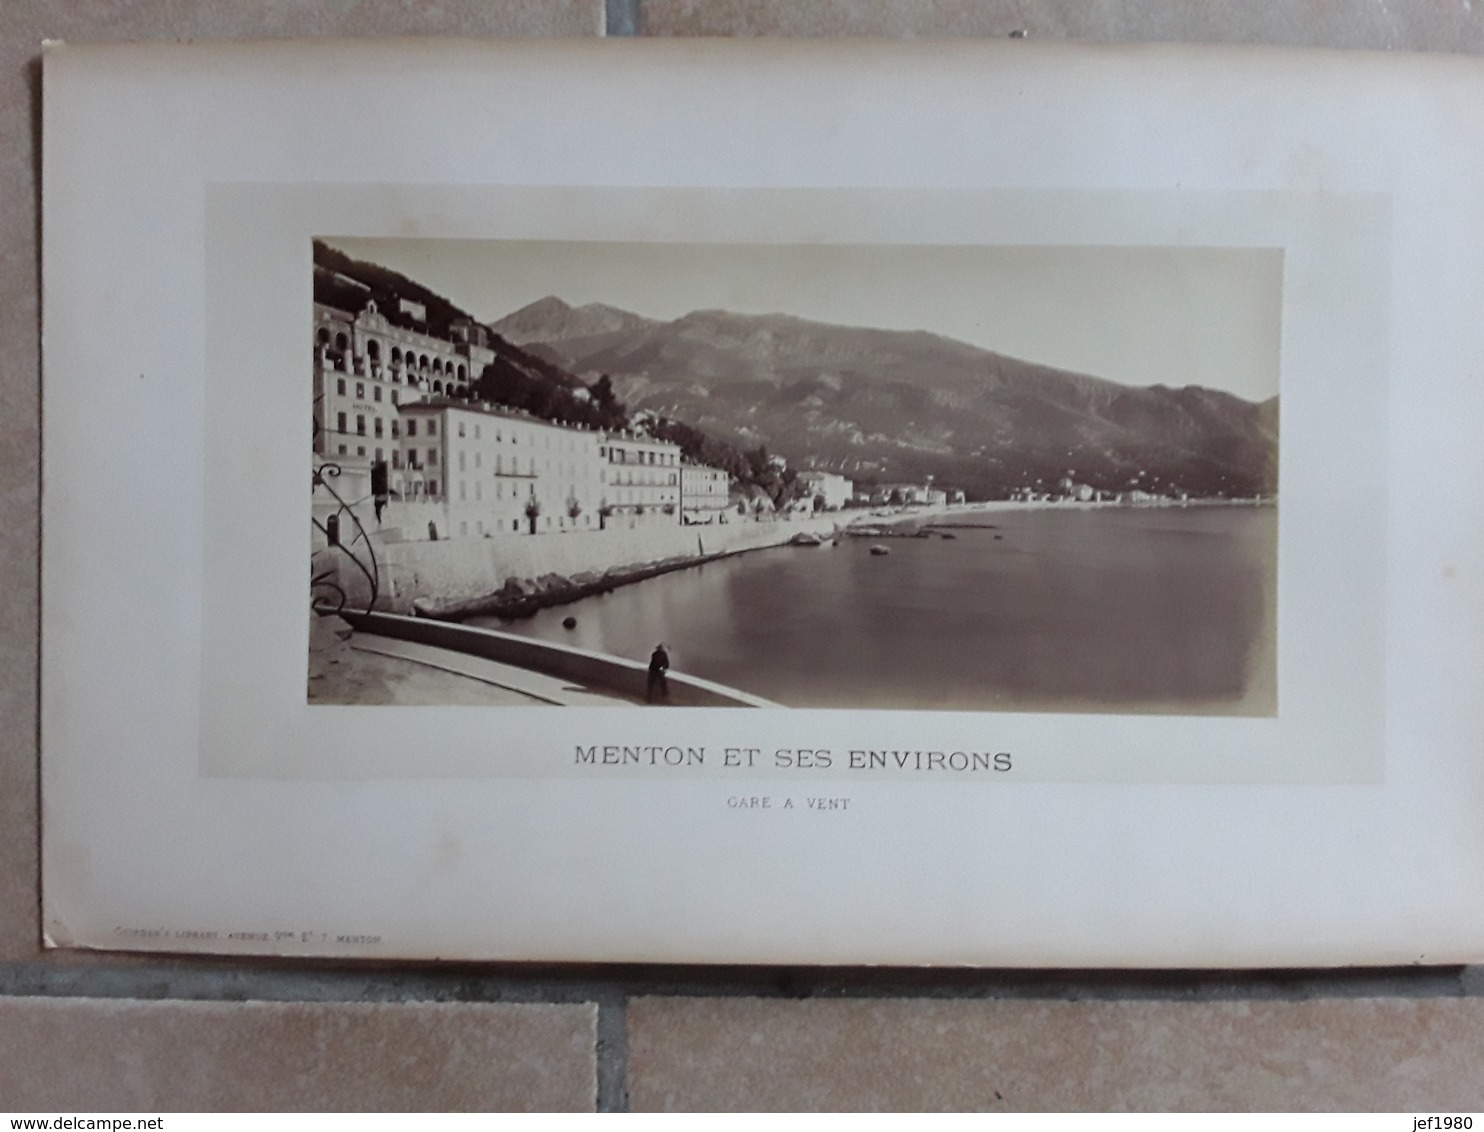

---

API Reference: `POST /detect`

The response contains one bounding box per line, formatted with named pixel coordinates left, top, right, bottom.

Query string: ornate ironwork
left=311, top=461, right=381, bottom=616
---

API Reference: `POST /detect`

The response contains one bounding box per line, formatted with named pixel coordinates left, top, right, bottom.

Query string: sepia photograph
left=48, top=36, right=1463, bottom=966
left=309, top=237, right=1279, bottom=715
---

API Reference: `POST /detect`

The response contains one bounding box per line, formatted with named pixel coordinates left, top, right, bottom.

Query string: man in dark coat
left=647, top=643, right=670, bottom=704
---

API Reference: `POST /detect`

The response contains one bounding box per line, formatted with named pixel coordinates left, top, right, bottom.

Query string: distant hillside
left=314, top=242, right=482, bottom=341
left=494, top=296, right=662, bottom=346
left=494, top=297, right=1279, bottom=499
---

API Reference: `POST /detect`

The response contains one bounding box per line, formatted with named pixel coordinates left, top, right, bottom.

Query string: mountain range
left=492, top=297, right=1279, bottom=500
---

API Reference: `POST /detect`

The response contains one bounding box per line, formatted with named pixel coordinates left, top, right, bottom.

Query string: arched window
left=316, top=328, right=330, bottom=346
left=366, top=340, right=380, bottom=360
left=335, top=333, right=348, bottom=352
left=420, top=354, right=430, bottom=370
left=433, top=380, right=444, bottom=394
left=457, top=364, right=466, bottom=380
left=390, top=346, right=402, bottom=364
left=433, top=359, right=443, bottom=375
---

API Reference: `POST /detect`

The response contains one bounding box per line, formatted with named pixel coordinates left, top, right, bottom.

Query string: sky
left=324, top=237, right=1282, bottom=402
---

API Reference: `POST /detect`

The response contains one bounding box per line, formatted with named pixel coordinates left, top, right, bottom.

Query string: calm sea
left=472, top=505, right=1277, bottom=715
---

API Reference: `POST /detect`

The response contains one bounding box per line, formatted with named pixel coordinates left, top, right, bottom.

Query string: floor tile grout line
left=0, top=961, right=1473, bottom=1004
left=606, top=0, right=641, bottom=37
left=595, top=996, right=630, bottom=1112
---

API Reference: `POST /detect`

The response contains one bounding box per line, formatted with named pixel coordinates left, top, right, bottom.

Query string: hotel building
left=313, top=299, right=496, bottom=466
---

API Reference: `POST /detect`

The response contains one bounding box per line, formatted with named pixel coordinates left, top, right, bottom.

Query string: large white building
left=797, top=470, right=854, bottom=511
left=396, top=399, right=614, bottom=539
left=313, top=299, right=496, bottom=466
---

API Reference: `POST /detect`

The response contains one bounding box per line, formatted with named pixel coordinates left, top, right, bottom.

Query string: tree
left=590, top=374, right=627, bottom=429
left=745, top=445, right=771, bottom=480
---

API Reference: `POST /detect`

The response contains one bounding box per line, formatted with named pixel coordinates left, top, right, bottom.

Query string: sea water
left=472, top=505, right=1277, bottom=715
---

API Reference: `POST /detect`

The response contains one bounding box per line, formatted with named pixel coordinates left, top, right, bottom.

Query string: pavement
left=307, top=615, right=637, bottom=706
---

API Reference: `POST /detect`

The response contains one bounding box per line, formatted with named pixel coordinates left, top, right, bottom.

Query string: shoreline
left=415, top=516, right=839, bottom=622
left=421, top=496, right=1273, bottom=625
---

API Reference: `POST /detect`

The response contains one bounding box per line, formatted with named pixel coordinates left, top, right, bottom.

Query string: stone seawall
left=338, top=610, right=778, bottom=706
left=314, top=516, right=842, bottom=617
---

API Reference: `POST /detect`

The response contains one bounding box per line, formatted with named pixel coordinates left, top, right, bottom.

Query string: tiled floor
left=628, top=995, right=1484, bottom=1111
left=641, top=0, right=1484, bottom=49
left=0, top=997, right=597, bottom=1111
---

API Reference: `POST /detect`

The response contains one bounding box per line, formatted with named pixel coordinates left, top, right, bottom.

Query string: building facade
left=601, top=432, right=682, bottom=520
left=313, top=300, right=497, bottom=466
left=680, top=463, right=731, bottom=523
left=394, top=400, right=617, bottom=540
left=797, top=471, right=854, bottom=511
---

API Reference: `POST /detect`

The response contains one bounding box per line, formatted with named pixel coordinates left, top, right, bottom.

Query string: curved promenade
left=338, top=609, right=779, bottom=707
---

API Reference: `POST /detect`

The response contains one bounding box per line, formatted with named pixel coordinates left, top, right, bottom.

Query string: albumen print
left=309, top=238, right=1279, bottom=715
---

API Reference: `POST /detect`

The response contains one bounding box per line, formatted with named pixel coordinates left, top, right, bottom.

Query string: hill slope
left=494, top=298, right=1279, bottom=499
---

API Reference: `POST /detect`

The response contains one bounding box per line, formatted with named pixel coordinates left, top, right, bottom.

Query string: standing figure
left=647, top=642, right=671, bottom=704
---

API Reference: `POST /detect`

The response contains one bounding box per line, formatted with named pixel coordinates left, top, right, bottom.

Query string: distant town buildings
left=854, top=481, right=966, bottom=508
left=870, top=483, right=931, bottom=506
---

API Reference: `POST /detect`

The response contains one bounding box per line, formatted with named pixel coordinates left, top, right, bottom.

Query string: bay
left=473, top=505, right=1277, bottom=715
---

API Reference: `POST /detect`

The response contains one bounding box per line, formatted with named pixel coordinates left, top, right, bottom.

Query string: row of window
left=330, top=378, right=470, bottom=404
left=444, top=419, right=598, bottom=451
left=335, top=379, right=401, bottom=405
left=316, top=328, right=469, bottom=379
left=336, top=413, right=405, bottom=441
left=331, top=442, right=437, bottom=495
left=332, top=421, right=709, bottom=495
left=451, top=479, right=592, bottom=503
left=324, top=449, right=689, bottom=524
left=605, top=446, right=677, bottom=466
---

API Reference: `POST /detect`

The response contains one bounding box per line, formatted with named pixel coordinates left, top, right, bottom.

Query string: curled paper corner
left=42, top=913, right=77, bottom=950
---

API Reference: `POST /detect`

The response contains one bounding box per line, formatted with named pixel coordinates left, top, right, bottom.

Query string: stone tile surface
left=0, top=996, right=597, bottom=1111
left=0, top=0, right=602, bottom=960
left=628, top=996, right=1484, bottom=1111
left=643, top=0, right=1484, bottom=50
